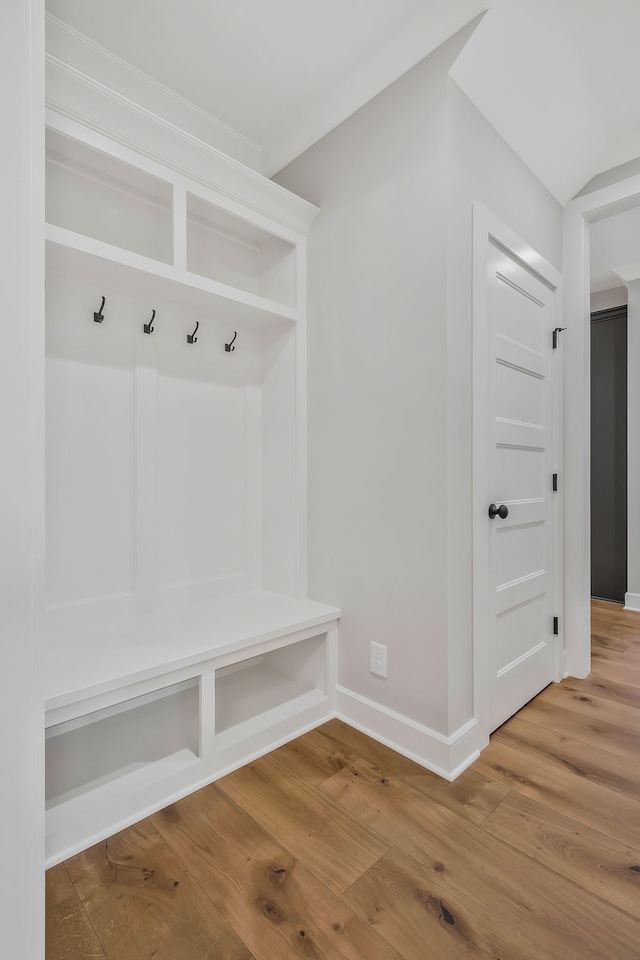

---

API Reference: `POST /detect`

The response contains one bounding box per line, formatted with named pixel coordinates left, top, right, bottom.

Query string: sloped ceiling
left=46, top=0, right=640, bottom=199
left=450, top=0, right=640, bottom=203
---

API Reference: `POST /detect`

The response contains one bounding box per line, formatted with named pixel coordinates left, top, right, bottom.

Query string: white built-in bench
left=45, top=592, right=340, bottom=867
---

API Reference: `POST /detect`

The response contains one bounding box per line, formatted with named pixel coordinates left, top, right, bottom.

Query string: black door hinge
left=553, top=327, right=567, bottom=349
left=553, top=473, right=558, bottom=491
left=553, top=616, right=559, bottom=635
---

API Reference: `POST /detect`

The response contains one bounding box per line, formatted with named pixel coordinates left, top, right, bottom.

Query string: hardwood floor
left=46, top=600, right=640, bottom=959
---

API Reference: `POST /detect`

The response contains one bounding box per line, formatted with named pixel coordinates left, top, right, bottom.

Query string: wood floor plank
left=482, top=791, right=640, bottom=920
left=217, top=749, right=391, bottom=895
left=553, top=673, right=640, bottom=709
left=321, top=757, right=640, bottom=960
left=46, top=864, right=106, bottom=960
left=536, top=680, right=640, bottom=727
left=151, top=783, right=405, bottom=960
left=341, top=845, right=554, bottom=960
left=592, top=632, right=631, bottom=653
left=589, top=645, right=640, bottom=676
left=513, top=693, right=640, bottom=763
left=473, top=738, right=640, bottom=849
left=493, top=715, right=640, bottom=801
left=270, top=727, right=358, bottom=785
left=64, top=819, right=253, bottom=960
left=317, top=718, right=444, bottom=783
left=278, top=722, right=509, bottom=826
left=424, top=768, right=511, bottom=827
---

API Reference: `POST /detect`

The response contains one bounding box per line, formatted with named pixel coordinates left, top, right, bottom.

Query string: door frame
left=563, top=175, right=640, bottom=680
left=472, top=203, right=564, bottom=750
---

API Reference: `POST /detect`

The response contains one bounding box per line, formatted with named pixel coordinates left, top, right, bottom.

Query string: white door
left=473, top=206, right=562, bottom=742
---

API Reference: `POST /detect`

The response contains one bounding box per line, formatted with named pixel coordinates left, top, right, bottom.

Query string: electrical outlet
left=370, top=641, right=387, bottom=678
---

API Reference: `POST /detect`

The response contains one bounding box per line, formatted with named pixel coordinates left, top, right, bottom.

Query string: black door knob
left=488, top=503, right=509, bottom=519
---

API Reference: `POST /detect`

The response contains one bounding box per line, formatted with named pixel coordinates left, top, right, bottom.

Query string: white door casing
left=473, top=204, right=564, bottom=748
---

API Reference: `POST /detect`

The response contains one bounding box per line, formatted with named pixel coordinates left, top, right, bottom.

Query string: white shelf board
left=46, top=225, right=299, bottom=328
left=45, top=591, right=340, bottom=714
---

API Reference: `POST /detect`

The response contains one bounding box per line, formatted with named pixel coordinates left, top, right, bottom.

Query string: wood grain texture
left=217, top=750, right=391, bottom=895
left=270, top=727, right=358, bottom=784
left=494, top=715, right=640, bottom=801
left=151, top=783, right=404, bottom=960
left=46, top=864, right=106, bottom=960
left=483, top=791, right=640, bottom=920
left=65, top=819, right=253, bottom=960
left=321, top=758, right=640, bottom=960
left=342, top=845, right=553, bottom=960
left=511, top=690, right=640, bottom=763
left=46, top=600, right=640, bottom=960
left=473, top=737, right=640, bottom=849
left=273, top=723, right=509, bottom=826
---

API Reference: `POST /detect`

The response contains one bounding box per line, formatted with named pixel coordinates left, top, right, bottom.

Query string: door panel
left=487, top=242, right=556, bottom=733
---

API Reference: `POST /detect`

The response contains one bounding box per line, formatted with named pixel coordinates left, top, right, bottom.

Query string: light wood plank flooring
left=46, top=600, right=640, bottom=959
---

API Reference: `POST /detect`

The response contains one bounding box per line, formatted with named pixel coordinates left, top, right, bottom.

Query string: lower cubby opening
left=215, top=633, right=327, bottom=748
left=45, top=678, right=200, bottom=855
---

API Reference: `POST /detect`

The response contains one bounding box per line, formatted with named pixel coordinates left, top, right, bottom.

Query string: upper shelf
left=46, top=226, right=299, bottom=329
left=46, top=125, right=301, bottom=326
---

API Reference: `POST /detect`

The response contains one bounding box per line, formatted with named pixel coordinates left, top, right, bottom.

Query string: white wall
left=0, top=1, right=45, bottom=956
left=626, top=280, right=640, bottom=609
left=276, top=22, right=562, bottom=759
left=275, top=32, right=457, bottom=735
left=591, top=287, right=627, bottom=312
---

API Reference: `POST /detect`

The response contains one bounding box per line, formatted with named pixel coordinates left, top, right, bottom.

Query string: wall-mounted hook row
left=90, top=296, right=239, bottom=353
left=93, top=296, right=106, bottom=324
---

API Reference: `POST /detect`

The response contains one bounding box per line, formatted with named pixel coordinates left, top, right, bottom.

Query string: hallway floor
left=46, top=600, right=640, bottom=959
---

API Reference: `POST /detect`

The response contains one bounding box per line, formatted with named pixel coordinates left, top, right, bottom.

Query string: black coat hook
left=187, top=321, right=199, bottom=344
left=144, top=309, right=156, bottom=335
left=225, top=331, right=237, bottom=352
left=94, top=296, right=105, bottom=324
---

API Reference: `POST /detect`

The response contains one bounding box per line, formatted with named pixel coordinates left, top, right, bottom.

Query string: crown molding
left=45, top=63, right=318, bottom=238
left=46, top=13, right=262, bottom=173
left=262, top=0, right=489, bottom=177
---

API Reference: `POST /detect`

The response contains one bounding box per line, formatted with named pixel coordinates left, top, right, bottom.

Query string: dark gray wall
left=591, top=306, right=627, bottom=602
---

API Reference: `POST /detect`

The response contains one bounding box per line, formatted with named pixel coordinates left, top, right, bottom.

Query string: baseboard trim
left=335, top=685, right=479, bottom=781
left=624, top=592, right=640, bottom=612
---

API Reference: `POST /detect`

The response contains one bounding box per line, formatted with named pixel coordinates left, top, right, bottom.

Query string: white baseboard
left=335, top=685, right=479, bottom=782
left=624, top=592, right=640, bottom=612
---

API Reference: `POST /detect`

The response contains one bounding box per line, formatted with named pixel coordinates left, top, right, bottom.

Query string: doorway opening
left=590, top=304, right=627, bottom=603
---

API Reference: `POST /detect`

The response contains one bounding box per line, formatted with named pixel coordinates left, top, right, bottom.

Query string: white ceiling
left=46, top=0, right=640, bottom=200
left=451, top=0, right=640, bottom=204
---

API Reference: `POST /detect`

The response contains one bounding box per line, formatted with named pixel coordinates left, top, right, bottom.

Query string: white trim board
left=564, top=172, right=640, bottom=678
left=624, top=593, right=640, bottom=612
left=336, top=686, right=479, bottom=781
left=46, top=13, right=262, bottom=172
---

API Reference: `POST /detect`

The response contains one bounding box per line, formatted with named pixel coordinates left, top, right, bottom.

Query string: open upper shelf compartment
left=45, top=121, right=300, bottom=327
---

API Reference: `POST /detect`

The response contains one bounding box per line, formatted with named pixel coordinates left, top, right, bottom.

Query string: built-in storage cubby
left=44, top=111, right=339, bottom=868
left=46, top=679, right=200, bottom=810
left=46, top=128, right=173, bottom=263
left=216, top=633, right=327, bottom=747
left=186, top=193, right=297, bottom=306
